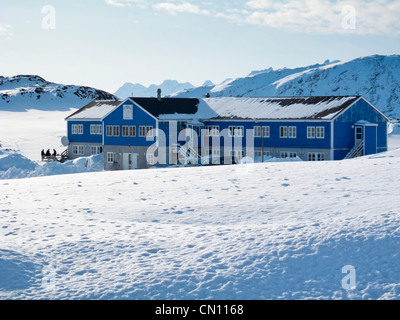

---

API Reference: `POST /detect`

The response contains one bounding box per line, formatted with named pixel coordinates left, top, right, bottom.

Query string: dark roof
left=130, top=97, right=200, bottom=117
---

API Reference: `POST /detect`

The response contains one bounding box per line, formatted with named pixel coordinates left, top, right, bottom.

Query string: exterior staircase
left=345, top=140, right=364, bottom=159
left=172, top=143, right=202, bottom=165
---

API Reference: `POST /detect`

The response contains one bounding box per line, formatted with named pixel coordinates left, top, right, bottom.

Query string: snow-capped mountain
left=173, top=55, right=400, bottom=118
left=0, top=75, right=117, bottom=111
left=114, top=79, right=194, bottom=99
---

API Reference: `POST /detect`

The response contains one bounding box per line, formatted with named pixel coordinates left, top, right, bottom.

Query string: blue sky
left=0, top=0, right=399, bottom=93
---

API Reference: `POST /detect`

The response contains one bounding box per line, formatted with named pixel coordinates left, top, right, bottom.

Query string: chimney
left=157, top=88, right=162, bottom=101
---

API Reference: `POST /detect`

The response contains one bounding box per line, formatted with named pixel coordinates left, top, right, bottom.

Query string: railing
left=172, top=143, right=201, bottom=165
left=41, top=148, right=69, bottom=163
left=345, top=140, right=364, bottom=159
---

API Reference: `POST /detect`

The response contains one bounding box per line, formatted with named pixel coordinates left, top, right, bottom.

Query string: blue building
left=65, top=95, right=389, bottom=170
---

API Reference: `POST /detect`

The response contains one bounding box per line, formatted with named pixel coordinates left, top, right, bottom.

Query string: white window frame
left=288, top=126, right=297, bottom=138
left=262, top=126, right=270, bottom=138
left=97, top=125, right=102, bottom=135
left=280, top=151, right=289, bottom=158
left=308, top=152, right=325, bottom=161
left=71, top=124, right=78, bottom=135
left=73, top=145, right=84, bottom=155
left=307, top=127, right=316, bottom=139
left=228, top=126, right=235, bottom=137
left=316, top=126, right=325, bottom=139
left=90, top=125, right=96, bottom=135
left=254, top=126, right=261, bottom=138
left=107, top=152, right=115, bottom=163
left=77, top=124, right=83, bottom=135
left=236, top=126, right=244, bottom=137
left=91, top=146, right=102, bottom=155
left=211, top=126, right=219, bottom=137
left=280, top=126, right=288, bottom=138
left=146, top=126, right=153, bottom=138
left=204, top=126, right=212, bottom=136
left=122, top=126, right=129, bottom=137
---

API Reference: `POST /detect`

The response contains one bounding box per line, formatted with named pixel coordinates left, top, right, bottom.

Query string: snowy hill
left=173, top=55, right=400, bottom=118
left=0, top=75, right=117, bottom=111
left=114, top=80, right=194, bottom=99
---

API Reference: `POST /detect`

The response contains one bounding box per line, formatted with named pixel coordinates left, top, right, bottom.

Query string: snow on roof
left=66, top=100, right=121, bottom=120
left=66, top=96, right=361, bottom=121
left=199, top=96, right=360, bottom=120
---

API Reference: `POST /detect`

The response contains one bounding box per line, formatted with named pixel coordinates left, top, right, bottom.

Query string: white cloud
left=152, top=2, right=211, bottom=16
left=105, top=0, right=145, bottom=7
left=243, top=0, right=400, bottom=35
left=0, top=24, right=13, bottom=40
left=104, top=0, right=400, bottom=35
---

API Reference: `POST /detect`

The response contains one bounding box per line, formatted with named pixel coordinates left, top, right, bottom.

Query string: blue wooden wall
left=333, top=98, right=387, bottom=160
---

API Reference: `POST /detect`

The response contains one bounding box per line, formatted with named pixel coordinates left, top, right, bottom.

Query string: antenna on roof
left=157, top=88, right=162, bottom=101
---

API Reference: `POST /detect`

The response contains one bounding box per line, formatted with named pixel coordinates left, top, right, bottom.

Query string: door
left=122, top=153, right=138, bottom=170
left=355, top=126, right=363, bottom=145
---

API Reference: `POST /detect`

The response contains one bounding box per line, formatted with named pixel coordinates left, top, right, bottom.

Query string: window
left=229, top=126, right=244, bottom=137
left=255, top=151, right=270, bottom=158
left=107, top=152, right=115, bottom=163
left=123, top=104, right=133, bottom=120
left=228, top=126, right=235, bottom=137
left=91, top=146, right=103, bottom=155
left=236, top=126, right=244, bottom=137
left=288, top=126, right=297, bottom=138
left=254, top=126, right=261, bottom=138
left=113, top=126, right=120, bottom=137
left=72, top=145, right=84, bottom=155
left=146, top=153, right=156, bottom=165
left=122, top=126, right=136, bottom=137
left=356, top=127, right=363, bottom=140
left=129, top=126, right=136, bottom=137
left=211, top=126, right=219, bottom=137
left=280, top=126, right=288, bottom=138
left=90, top=124, right=102, bottom=135
left=106, top=126, right=113, bottom=137
left=308, top=152, right=325, bottom=161
left=146, top=126, right=153, bottom=138
left=71, top=124, right=83, bottom=135
left=122, top=126, right=129, bottom=137
left=262, top=126, right=270, bottom=138
left=139, top=126, right=146, bottom=137
left=307, top=127, right=316, bottom=139
left=204, top=126, right=212, bottom=136
left=316, top=127, right=325, bottom=139
left=281, top=151, right=297, bottom=159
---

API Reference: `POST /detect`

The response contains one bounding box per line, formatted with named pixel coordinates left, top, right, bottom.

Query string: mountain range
left=1, top=55, right=400, bottom=118
left=172, top=55, right=400, bottom=119
left=114, top=80, right=198, bottom=99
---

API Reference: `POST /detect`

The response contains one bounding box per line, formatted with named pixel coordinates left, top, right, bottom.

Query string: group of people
left=41, top=149, right=58, bottom=160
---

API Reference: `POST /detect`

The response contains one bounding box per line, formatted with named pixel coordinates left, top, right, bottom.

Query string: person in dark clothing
left=46, top=149, right=51, bottom=157
left=41, top=149, right=45, bottom=160
left=53, top=149, right=57, bottom=156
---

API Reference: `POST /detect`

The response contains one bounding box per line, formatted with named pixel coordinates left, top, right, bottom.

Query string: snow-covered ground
left=1, top=110, right=400, bottom=299
left=0, top=148, right=399, bottom=299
